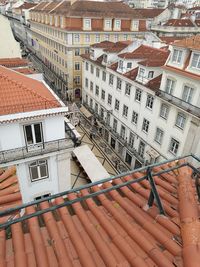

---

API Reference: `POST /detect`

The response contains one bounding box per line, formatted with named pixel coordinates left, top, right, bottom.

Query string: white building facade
left=81, top=36, right=200, bottom=169
left=0, top=67, right=76, bottom=203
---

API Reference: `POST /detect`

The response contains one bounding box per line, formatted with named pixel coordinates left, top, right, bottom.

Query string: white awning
left=73, top=145, right=110, bottom=183
left=147, top=148, right=159, bottom=159
left=79, top=105, right=92, bottom=119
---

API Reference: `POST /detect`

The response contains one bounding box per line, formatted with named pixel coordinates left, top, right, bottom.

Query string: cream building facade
left=28, top=0, right=148, bottom=101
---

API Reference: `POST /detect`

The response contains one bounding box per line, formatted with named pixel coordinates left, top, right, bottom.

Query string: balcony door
left=24, top=123, right=43, bottom=149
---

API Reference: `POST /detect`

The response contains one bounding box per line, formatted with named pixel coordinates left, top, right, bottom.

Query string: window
left=90, top=81, right=93, bottom=91
left=86, top=94, right=88, bottom=104
left=106, top=113, right=111, bottom=125
left=132, top=111, right=138, bottom=125
left=113, top=119, right=118, bottom=132
left=75, top=48, right=80, bottom=56
left=90, top=98, right=93, bottom=108
left=175, top=113, right=186, bottom=129
left=100, top=107, right=104, bottom=119
left=125, top=83, right=131, bottom=96
left=85, top=78, right=88, bottom=88
left=191, top=53, right=200, bottom=69
left=138, top=68, right=145, bottom=78
left=115, top=99, right=120, bottom=111
left=101, top=89, right=105, bottom=100
left=165, top=78, right=175, bottom=94
left=108, top=94, right=112, bottom=105
left=74, top=62, right=80, bottom=70
left=24, top=123, right=43, bottom=145
left=109, top=74, right=114, bottom=85
left=74, top=34, right=80, bottom=43
left=138, top=141, right=145, bottom=158
left=160, top=103, right=169, bottom=119
left=146, top=94, right=154, bottom=109
left=116, top=78, right=122, bottom=90
left=114, top=34, right=118, bottom=42
left=105, top=34, right=109, bottom=41
left=155, top=128, right=164, bottom=144
left=95, top=85, right=99, bottom=96
left=90, top=64, right=94, bottom=74
left=123, top=105, right=128, bottom=117
left=129, top=132, right=135, bottom=148
left=84, top=19, right=91, bottom=29
left=95, top=34, right=100, bottom=42
left=132, top=20, right=139, bottom=29
left=74, top=76, right=80, bottom=85
left=120, top=125, right=126, bottom=139
left=95, top=103, right=98, bottom=113
left=118, top=60, right=123, bottom=71
left=182, top=85, right=194, bottom=103
left=142, top=119, right=150, bottom=133
left=114, top=19, right=121, bottom=29
left=85, top=62, right=89, bottom=71
left=148, top=71, right=154, bottom=79
left=104, top=19, right=112, bottom=29
left=172, top=49, right=183, bottom=63
left=169, top=138, right=179, bottom=155
left=102, top=71, right=106, bottom=81
left=127, top=62, right=132, bottom=69
left=135, top=88, right=142, bottom=102
left=96, top=68, right=100, bottom=77
left=29, top=159, right=48, bottom=182
left=85, top=34, right=90, bottom=43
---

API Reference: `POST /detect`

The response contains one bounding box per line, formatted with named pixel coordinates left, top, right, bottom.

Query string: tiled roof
left=147, top=74, right=162, bottom=91
left=13, top=67, right=35, bottom=75
left=92, top=41, right=131, bottom=53
left=172, top=35, right=200, bottom=50
left=32, top=2, right=49, bottom=12
left=0, top=166, right=22, bottom=224
left=188, top=6, right=200, bottom=11
left=0, top=58, right=28, bottom=68
left=134, top=8, right=165, bottom=18
left=163, top=19, right=194, bottom=27
left=33, top=0, right=144, bottom=18
left=0, top=160, right=200, bottom=266
left=159, top=36, right=186, bottom=44
left=139, top=51, right=169, bottom=67
left=17, top=2, right=37, bottom=10
left=118, top=45, right=169, bottom=60
left=0, top=66, right=61, bottom=116
left=124, top=67, right=139, bottom=80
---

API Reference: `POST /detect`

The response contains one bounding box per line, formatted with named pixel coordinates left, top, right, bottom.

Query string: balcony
left=0, top=138, right=74, bottom=164
left=157, top=90, right=200, bottom=118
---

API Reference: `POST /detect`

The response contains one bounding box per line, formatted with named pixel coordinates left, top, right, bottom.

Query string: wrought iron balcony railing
left=156, top=90, right=200, bottom=118
left=0, top=138, right=74, bottom=164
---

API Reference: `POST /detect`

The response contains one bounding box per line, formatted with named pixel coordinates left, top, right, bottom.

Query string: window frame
left=169, top=138, right=180, bottom=155
left=142, top=118, right=150, bottom=133
left=175, top=112, right=186, bottom=130
left=29, top=159, right=48, bottom=182
left=154, top=128, right=164, bottom=145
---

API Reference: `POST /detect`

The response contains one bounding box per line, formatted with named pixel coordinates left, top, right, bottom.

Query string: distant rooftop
left=172, top=34, right=200, bottom=50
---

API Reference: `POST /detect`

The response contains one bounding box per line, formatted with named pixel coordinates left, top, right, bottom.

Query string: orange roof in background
left=0, top=66, right=61, bottom=116
left=159, top=36, right=186, bottom=44
left=0, top=58, right=28, bottom=68
left=163, top=19, right=194, bottom=27
left=135, top=8, right=165, bottom=18
left=0, top=160, right=200, bottom=266
left=0, top=166, right=22, bottom=224
left=172, top=35, right=200, bottom=50
left=13, top=67, right=36, bottom=75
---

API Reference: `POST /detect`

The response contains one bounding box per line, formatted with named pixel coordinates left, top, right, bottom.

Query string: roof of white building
left=0, top=66, right=61, bottom=116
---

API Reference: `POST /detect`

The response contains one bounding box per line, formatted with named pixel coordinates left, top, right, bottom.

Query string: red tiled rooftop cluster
left=163, top=19, right=194, bottom=27
left=0, top=160, right=200, bottom=266
left=0, top=58, right=28, bottom=68
left=0, top=66, right=61, bottom=116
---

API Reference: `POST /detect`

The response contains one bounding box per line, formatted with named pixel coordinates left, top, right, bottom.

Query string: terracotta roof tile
left=172, top=35, right=200, bottom=50
left=16, top=2, right=37, bottom=10
left=0, top=58, right=28, bottom=68
left=159, top=36, right=186, bottom=44
left=0, top=159, right=200, bottom=266
left=146, top=74, right=162, bottom=91
left=163, top=19, right=195, bottom=27
left=0, top=166, right=22, bottom=224
left=135, top=8, right=165, bottom=18
left=0, top=66, right=61, bottom=116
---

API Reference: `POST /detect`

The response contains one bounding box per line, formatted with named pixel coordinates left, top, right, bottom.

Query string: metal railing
left=0, top=137, right=74, bottom=164
left=0, top=153, right=200, bottom=229
left=157, top=90, right=200, bottom=118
